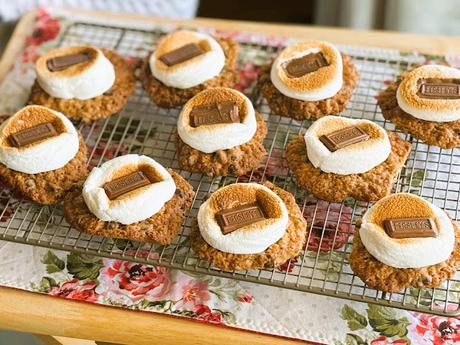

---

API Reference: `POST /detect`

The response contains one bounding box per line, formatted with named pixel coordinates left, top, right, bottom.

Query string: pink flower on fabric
left=96, top=259, right=172, bottom=305
left=303, top=199, right=355, bottom=252
left=175, top=280, right=210, bottom=310
left=370, top=336, right=407, bottom=345
left=409, top=312, right=460, bottom=345
left=87, top=140, right=128, bottom=168
left=236, top=291, right=254, bottom=303
left=49, top=278, right=98, bottom=302
left=193, top=304, right=222, bottom=324
left=22, top=8, right=61, bottom=66
left=235, top=63, right=260, bottom=92
left=238, top=148, right=288, bottom=183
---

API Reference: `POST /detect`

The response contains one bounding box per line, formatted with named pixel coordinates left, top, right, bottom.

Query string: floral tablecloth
left=0, top=9, right=459, bottom=345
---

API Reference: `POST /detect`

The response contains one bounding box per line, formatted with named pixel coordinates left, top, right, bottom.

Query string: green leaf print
left=114, top=239, right=139, bottom=251
left=66, top=252, right=103, bottom=281
left=344, top=333, right=367, bottom=345
left=341, top=305, right=368, bottom=331
left=410, top=170, right=425, bottom=189
left=214, top=309, right=236, bottom=325
left=367, top=304, right=409, bottom=338
left=42, top=251, right=65, bottom=274
left=38, top=276, right=58, bottom=293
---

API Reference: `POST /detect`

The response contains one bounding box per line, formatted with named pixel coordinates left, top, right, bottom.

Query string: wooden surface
left=0, top=8, right=458, bottom=345
left=0, top=287, right=306, bottom=345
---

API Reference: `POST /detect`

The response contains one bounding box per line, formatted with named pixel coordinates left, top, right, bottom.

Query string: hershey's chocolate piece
left=103, top=171, right=151, bottom=200
left=47, top=53, right=91, bottom=71
left=189, top=101, right=240, bottom=127
left=215, top=202, right=266, bottom=235
left=8, top=122, right=58, bottom=147
left=319, top=126, right=369, bottom=152
left=159, top=43, right=205, bottom=66
left=284, top=52, right=329, bottom=78
left=417, top=78, right=460, bottom=99
left=383, top=217, right=437, bottom=239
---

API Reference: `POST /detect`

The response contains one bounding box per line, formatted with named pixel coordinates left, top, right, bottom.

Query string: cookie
left=286, top=117, right=412, bottom=202
left=0, top=135, right=87, bottom=204
left=63, top=155, right=194, bottom=245
left=349, top=193, right=460, bottom=292
left=377, top=64, right=460, bottom=149
left=191, top=181, right=307, bottom=271
left=29, top=47, right=135, bottom=123
left=0, top=105, right=88, bottom=204
left=175, top=87, right=267, bottom=176
left=139, top=30, right=239, bottom=108
left=257, top=41, right=359, bottom=120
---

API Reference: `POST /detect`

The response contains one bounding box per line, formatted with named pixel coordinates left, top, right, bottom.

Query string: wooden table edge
left=0, top=8, right=457, bottom=345
left=0, top=286, right=310, bottom=345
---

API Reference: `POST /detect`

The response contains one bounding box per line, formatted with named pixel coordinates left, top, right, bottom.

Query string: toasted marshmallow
left=35, top=46, right=115, bottom=100
left=198, top=183, right=289, bottom=254
left=304, top=116, right=391, bottom=175
left=149, top=30, right=225, bottom=89
left=0, top=105, right=79, bottom=174
left=82, top=154, right=176, bottom=225
left=359, top=193, right=455, bottom=268
left=397, top=65, right=460, bottom=122
left=270, top=40, right=343, bottom=101
left=177, top=87, right=257, bottom=153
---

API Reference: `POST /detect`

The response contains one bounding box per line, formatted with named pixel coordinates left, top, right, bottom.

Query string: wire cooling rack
left=1, top=21, right=460, bottom=317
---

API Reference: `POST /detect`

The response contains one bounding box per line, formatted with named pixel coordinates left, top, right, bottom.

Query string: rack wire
left=1, top=21, right=459, bottom=316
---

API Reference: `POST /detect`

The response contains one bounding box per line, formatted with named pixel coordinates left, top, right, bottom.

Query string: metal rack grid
left=1, top=21, right=460, bottom=317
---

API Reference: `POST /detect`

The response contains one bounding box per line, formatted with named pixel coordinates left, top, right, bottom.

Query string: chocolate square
left=319, top=126, right=369, bottom=152
left=215, top=202, right=266, bottom=234
left=383, top=217, right=437, bottom=239
left=8, top=122, right=58, bottom=147
left=103, top=171, right=152, bottom=200
left=283, top=52, right=329, bottom=78
left=189, top=101, right=240, bottom=127
left=159, top=43, right=205, bottom=66
left=47, top=53, right=91, bottom=72
left=417, top=78, right=460, bottom=99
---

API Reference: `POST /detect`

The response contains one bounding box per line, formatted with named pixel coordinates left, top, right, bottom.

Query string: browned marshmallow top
left=180, top=87, right=250, bottom=128
left=153, top=30, right=212, bottom=72
left=0, top=106, right=66, bottom=149
left=36, top=46, right=99, bottom=77
left=272, top=40, right=342, bottom=93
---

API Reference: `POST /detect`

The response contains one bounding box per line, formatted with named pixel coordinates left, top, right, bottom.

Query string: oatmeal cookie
left=257, top=53, right=359, bottom=120
left=377, top=66, right=460, bottom=149
left=349, top=222, right=460, bottom=292
left=175, top=112, right=267, bottom=177
left=139, top=38, right=239, bottom=108
left=63, top=169, right=194, bottom=244
left=286, top=131, right=411, bottom=202
left=0, top=134, right=87, bottom=204
left=191, top=181, right=307, bottom=271
left=29, top=49, right=136, bottom=123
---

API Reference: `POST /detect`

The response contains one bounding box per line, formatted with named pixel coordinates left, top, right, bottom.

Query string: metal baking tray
left=1, top=21, right=459, bottom=316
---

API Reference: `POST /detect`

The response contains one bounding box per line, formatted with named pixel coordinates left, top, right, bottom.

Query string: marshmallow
left=82, top=154, right=176, bottom=225
left=35, top=46, right=115, bottom=100
left=270, top=40, right=343, bottom=101
left=177, top=87, right=257, bottom=153
left=197, top=183, right=289, bottom=254
left=397, top=65, right=460, bottom=122
left=149, top=30, right=225, bottom=89
left=0, top=105, right=79, bottom=174
left=304, top=116, right=391, bottom=175
left=359, top=193, right=456, bottom=269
